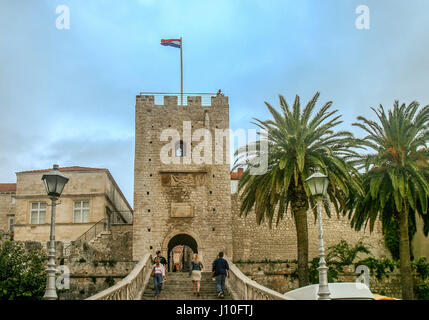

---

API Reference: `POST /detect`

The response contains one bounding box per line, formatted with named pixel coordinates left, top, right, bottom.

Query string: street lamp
left=41, top=164, right=69, bottom=300
left=305, top=167, right=330, bottom=300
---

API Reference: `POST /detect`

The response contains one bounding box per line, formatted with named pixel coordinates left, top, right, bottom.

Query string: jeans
left=216, top=274, right=226, bottom=293
left=153, top=273, right=163, bottom=296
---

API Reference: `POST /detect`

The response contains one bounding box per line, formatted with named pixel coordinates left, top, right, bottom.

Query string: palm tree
left=346, top=101, right=429, bottom=299
left=234, top=92, right=361, bottom=287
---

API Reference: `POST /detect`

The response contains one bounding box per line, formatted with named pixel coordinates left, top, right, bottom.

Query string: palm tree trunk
left=399, top=201, right=414, bottom=300
left=291, top=186, right=310, bottom=287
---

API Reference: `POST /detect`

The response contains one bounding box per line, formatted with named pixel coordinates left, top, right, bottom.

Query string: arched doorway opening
left=167, top=233, right=198, bottom=272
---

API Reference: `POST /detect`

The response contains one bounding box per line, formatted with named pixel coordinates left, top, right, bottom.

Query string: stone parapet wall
left=235, top=262, right=412, bottom=299
left=58, top=261, right=136, bottom=300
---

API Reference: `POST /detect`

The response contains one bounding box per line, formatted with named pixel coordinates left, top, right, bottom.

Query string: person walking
left=212, top=252, right=230, bottom=298
left=152, top=250, right=168, bottom=290
left=189, top=253, right=203, bottom=296
left=152, top=257, right=166, bottom=299
left=155, top=250, right=168, bottom=267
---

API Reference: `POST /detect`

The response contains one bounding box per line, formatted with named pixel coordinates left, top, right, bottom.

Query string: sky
left=1, top=0, right=429, bottom=205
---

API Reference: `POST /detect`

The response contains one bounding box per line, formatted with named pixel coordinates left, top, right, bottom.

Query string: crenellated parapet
left=136, top=93, right=227, bottom=107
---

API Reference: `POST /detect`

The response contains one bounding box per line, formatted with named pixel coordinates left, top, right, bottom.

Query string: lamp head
left=41, top=164, right=69, bottom=198
left=305, top=167, right=329, bottom=197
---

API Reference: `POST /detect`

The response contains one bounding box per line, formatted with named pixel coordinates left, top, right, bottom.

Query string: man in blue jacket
left=211, top=252, right=230, bottom=298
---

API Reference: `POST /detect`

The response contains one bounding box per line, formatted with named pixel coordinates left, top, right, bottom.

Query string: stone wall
left=133, top=95, right=233, bottom=266
left=66, top=224, right=133, bottom=263
left=412, top=214, right=429, bottom=259
left=0, top=192, right=15, bottom=233
left=60, top=225, right=135, bottom=299
left=231, top=193, right=388, bottom=262
left=89, top=224, right=133, bottom=262
left=235, top=262, right=416, bottom=299
left=58, top=260, right=136, bottom=300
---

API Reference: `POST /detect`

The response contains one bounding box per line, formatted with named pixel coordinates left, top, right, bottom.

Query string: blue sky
left=1, top=0, right=429, bottom=205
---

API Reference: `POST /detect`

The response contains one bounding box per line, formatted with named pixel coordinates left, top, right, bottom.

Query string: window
left=175, top=140, right=186, bottom=157
left=30, top=202, right=46, bottom=224
left=74, top=200, right=90, bottom=223
left=8, top=217, right=14, bottom=232
left=231, top=180, right=238, bottom=194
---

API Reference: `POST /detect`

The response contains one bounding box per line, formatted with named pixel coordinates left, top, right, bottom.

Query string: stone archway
left=162, top=230, right=204, bottom=272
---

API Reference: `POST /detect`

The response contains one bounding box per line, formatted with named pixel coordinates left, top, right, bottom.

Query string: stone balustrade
left=86, top=253, right=152, bottom=300
left=225, top=256, right=292, bottom=300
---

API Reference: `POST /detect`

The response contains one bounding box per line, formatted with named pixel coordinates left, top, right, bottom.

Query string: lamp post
left=305, top=167, right=330, bottom=300
left=41, top=164, right=69, bottom=300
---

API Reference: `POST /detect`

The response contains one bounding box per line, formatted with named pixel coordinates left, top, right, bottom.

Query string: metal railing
left=63, top=218, right=107, bottom=257
left=86, top=254, right=153, bottom=300
left=225, top=256, right=292, bottom=300
left=138, top=92, right=218, bottom=106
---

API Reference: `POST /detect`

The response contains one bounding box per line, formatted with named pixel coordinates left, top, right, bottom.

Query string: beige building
left=12, top=166, right=132, bottom=243
left=0, top=183, right=16, bottom=236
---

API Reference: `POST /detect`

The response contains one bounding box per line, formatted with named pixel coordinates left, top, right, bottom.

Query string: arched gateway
left=133, top=94, right=234, bottom=265
left=164, top=232, right=199, bottom=272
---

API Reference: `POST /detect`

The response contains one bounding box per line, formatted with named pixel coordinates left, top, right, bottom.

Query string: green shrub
left=327, top=240, right=371, bottom=267
left=412, top=257, right=429, bottom=280
left=415, top=283, right=429, bottom=300
left=355, top=257, right=397, bottom=280
left=78, top=258, right=86, bottom=263
left=0, top=240, right=47, bottom=300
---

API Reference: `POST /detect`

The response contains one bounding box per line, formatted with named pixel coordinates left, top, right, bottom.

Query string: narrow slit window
left=175, top=140, right=186, bottom=157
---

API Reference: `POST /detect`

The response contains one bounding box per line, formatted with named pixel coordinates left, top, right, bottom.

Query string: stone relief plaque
left=171, top=202, right=194, bottom=218
left=171, top=174, right=194, bottom=186
left=161, top=173, right=206, bottom=187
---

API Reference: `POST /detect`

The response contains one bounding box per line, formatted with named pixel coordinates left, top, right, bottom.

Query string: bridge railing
left=86, top=254, right=152, bottom=300
left=225, top=256, right=292, bottom=300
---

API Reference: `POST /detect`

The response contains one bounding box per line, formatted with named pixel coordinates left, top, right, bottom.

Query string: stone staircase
left=141, top=272, right=232, bottom=300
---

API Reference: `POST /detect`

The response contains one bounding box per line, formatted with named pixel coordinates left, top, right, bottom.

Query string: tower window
left=175, top=140, right=186, bottom=157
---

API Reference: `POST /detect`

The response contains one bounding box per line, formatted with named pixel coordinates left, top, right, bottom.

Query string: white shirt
left=153, top=264, right=165, bottom=277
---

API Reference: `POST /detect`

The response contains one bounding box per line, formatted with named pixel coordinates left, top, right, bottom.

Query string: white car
left=283, top=283, right=374, bottom=300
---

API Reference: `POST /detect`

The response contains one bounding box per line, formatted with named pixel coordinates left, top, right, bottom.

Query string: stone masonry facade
left=0, top=184, right=16, bottom=235
left=133, top=95, right=233, bottom=265
left=231, top=193, right=388, bottom=262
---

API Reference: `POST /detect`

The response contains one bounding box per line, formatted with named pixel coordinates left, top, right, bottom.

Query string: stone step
left=141, top=273, right=231, bottom=300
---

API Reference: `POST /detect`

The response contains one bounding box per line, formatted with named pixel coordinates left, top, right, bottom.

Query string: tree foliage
left=235, top=92, right=361, bottom=286
left=0, top=237, right=47, bottom=300
left=345, top=101, right=429, bottom=299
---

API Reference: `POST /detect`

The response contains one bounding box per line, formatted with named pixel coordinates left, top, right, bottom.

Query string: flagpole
left=180, top=37, right=183, bottom=106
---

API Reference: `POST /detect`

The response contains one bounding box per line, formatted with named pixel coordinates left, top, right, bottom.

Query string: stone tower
left=133, top=94, right=233, bottom=267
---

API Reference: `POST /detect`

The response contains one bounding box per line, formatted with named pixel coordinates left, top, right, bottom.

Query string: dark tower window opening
left=175, top=140, right=186, bottom=157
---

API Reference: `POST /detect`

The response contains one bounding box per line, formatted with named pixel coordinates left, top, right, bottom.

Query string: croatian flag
left=161, top=38, right=181, bottom=48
